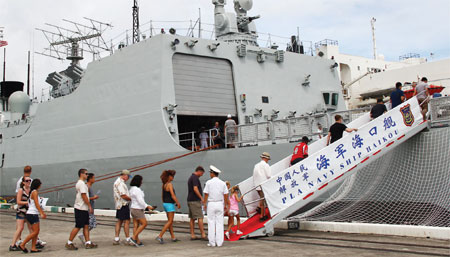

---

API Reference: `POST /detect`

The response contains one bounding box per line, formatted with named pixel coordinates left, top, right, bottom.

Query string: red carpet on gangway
left=225, top=208, right=271, bottom=241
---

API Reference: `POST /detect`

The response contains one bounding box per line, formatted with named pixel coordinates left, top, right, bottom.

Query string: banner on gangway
left=261, top=97, right=424, bottom=216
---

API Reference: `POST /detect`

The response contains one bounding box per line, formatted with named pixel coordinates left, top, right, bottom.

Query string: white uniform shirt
left=129, top=186, right=149, bottom=210
left=113, top=177, right=130, bottom=210
left=74, top=180, right=90, bottom=211
left=253, top=160, right=271, bottom=187
left=16, top=176, right=32, bottom=193
left=204, top=177, right=228, bottom=202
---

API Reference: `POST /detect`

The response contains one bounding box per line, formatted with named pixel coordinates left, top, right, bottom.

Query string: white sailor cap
left=209, top=165, right=222, bottom=174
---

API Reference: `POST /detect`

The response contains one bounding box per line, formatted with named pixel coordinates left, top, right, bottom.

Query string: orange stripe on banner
left=303, top=192, right=314, bottom=200
left=334, top=174, right=344, bottom=180
left=373, top=150, right=382, bottom=156
left=361, top=157, right=370, bottom=163
left=397, top=135, right=405, bottom=140
left=386, top=142, right=395, bottom=147
left=318, top=183, right=328, bottom=190
left=420, top=120, right=427, bottom=125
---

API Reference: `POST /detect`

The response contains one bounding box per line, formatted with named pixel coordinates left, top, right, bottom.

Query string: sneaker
left=129, top=238, right=139, bottom=247
left=225, top=231, right=230, bottom=239
left=37, top=239, right=46, bottom=246
left=155, top=237, right=164, bottom=244
left=113, top=240, right=120, bottom=245
left=16, top=240, right=23, bottom=246
left=85, top=243, right=96, bottom=249
left=36, top=242, right=45, bottom=249
left=236, top=230, right=243, bottom=235
left=138, top=242, right=144, bottom=246
left=65, top=243, right=78, bottom=250
left=9, top=245, right=19, bottom=251
left=171, top=238, right=180, bottom=243
left=207, top=243, right=215, bottom=247
left=78, top=234, right=85, bottom=244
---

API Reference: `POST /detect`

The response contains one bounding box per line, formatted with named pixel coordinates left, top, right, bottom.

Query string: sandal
left=190, top=237, right=199, bottom=240
left=18, top=245, right=28, bottom=253
left=30, top=249, right=42, bottom=253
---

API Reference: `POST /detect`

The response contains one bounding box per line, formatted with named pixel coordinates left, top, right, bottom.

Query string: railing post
left=191, top=132, right=195, bottom=152
left=287, top=118, right=292, bottom=141
left=225, top=128, right=228, bottom=148
left=270, top=121, right=275, bottom=144
left=255, top=123, right=258, bottom=145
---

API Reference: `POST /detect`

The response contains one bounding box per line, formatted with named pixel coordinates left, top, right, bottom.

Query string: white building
left=314, top=39, right=450, bottom=109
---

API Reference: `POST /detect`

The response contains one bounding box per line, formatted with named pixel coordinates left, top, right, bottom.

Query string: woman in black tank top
left=156, top=170, right=181, bottom=243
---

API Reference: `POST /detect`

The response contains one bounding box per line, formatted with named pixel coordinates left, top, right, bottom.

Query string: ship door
left=172, top=54, right=237, bottom=149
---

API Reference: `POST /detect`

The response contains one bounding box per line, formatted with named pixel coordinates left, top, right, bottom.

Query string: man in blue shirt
left=390, top=82, right=405, bottom=109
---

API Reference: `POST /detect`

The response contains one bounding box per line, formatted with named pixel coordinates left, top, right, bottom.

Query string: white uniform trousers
left=207, top=201, right=224, bottom=246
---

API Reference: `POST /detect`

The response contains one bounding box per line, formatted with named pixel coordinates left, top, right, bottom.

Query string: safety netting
left=293, top=127, right=450, bottom=227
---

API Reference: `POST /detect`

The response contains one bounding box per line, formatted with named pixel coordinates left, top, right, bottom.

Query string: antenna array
left=36, top=18, right=112, bottom=65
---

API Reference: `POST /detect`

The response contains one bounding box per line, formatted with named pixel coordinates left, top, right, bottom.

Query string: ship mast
left=371, top=17, right=377, bottom=60
left=132, top=0, right=140, bottom=43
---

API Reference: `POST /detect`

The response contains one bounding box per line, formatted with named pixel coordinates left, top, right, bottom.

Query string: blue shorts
left=16, top=213, right=26, bottom=220
left=163, top=203, right=176, bottom=212
left=26, top=214, right=40, bottom=225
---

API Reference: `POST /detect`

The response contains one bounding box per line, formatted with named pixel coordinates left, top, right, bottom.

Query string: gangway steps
left=233, top=97, right=427, bottom=238
left=225, top=208, right=270, bottom=242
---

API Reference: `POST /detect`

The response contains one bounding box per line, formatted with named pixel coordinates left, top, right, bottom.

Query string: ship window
left=262, top=96, right=269, bottom=103
left=323, top=93, right=330, bottom=105
left=332, top=93, right=339, bottom=106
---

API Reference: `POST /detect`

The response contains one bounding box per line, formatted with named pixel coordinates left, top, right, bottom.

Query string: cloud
left=0, top=0, right=448, bottom=99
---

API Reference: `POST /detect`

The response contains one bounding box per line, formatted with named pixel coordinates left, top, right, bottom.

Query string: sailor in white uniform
left=203, top=165, right=229, bottom=247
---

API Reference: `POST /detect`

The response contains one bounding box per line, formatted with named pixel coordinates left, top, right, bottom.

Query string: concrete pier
left=1, top=210, right=449, bottom=256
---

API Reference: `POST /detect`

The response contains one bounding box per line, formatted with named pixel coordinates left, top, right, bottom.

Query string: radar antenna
left=36, top=18, right=112, bottom=65
left=132, top=0, right=140, bottom=43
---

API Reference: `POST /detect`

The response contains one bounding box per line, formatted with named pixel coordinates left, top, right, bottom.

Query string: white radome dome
left=9, top=91, right=30, bottom=114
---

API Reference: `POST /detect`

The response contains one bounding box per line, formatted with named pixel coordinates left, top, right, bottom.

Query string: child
left=225, top=185, right=243, bottom=239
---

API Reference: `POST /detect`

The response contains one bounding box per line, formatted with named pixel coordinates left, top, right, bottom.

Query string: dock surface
left=1, top=210, right=449, bottom=256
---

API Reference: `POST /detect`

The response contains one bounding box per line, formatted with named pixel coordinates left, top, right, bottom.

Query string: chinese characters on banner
left=261, top=98, right=423, bottom=216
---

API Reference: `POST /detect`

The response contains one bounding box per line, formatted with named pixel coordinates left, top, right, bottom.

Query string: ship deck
left=1, top=210, right=449, bottom=256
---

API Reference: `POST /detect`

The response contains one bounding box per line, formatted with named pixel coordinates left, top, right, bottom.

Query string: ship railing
left=329, top=107, right=372, bottom=124
left=429, top=95, right=450, bottom=126
left=178, top=131, right=197, bottom=152
left=225, top=113, right=331, bottom=148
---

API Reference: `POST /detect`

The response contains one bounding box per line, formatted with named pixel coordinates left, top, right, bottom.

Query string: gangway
left=227, top=97, right=428, bottom=241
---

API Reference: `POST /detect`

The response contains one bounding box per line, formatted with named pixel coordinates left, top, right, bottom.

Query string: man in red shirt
left=290, top=136, right=310, bottom=166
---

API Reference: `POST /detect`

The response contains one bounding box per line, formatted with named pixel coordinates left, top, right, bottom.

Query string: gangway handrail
left=230, top=97, right=429, bottom=240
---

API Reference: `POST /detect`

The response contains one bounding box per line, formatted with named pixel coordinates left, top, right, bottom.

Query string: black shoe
left=9, top=245, right=19, bottom=251
left=259, top=216, right=269, bottom=222
left=18, top=244, right=28, bottom=253
left=36, top=242, right=45, bottom=249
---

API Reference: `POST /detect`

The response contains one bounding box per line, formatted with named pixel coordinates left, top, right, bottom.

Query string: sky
left=1, top=0, right=449, bottom=100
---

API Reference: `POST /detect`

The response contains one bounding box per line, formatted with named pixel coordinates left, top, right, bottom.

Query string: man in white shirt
left=203, top=165, right=229, bottom=247
left=253, top=152, right=271, bottom=221
left=224, top=114, right=237, bottom=148
left=16, top=166, right=32, bottom=193
left=66, top=169, right=95, bottom=250
left=113, top=170, right=132, bottom=245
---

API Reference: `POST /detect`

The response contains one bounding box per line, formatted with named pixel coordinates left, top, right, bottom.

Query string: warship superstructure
left=0, top=0, right=345, bottom=210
